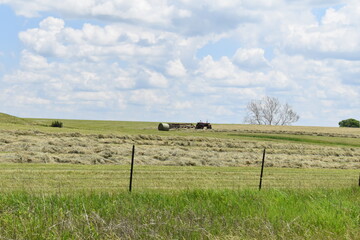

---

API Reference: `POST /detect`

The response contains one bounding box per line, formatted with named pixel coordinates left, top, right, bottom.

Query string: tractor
left=195, top=121, right=212, bottom=129
left=158, top=121, right=212, bottom=131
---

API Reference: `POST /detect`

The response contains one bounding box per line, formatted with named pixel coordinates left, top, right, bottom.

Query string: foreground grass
left=0, top=188, right=359, bottom=239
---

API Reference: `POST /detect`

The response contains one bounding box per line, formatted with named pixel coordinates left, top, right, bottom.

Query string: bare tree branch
left=245, top=100, right=263, bottom=125
left=244, top=96, right=299, bottom=125
left=261, top=96, right=281, bottom=125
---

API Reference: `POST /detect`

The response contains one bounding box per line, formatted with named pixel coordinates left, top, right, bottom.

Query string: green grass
left=29, top=118, right=159, bottom=135
left=0, top=164, right=358, bottom=193
left=0, top=188, right=359, bottom=239
left=230, top=133, right=360, bottom=147
left=24, top=118, right=360, bottom=147
left=0, top=117, right=356, bottom=148
left=0, top=113, right=32, bottom=125
left=0, top=115, right=359, bottom=239
left=0, top=113, right=359, bottom=148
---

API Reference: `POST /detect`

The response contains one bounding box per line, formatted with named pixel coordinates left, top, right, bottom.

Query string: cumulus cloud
left=196, top=55, right=293, bottom=90
left=0, top=0, right=260, bottom=36
left=166, top=59, right=187, bottom=78
left=233, top=48, right=270, bottom=70
left=20, top=50, right=49, bottom=69
left=1, top=0, right=183, bottom=25
left=19, top=17, right=177, bottom=63
left=1, top=0, right=360, bottom=125
left=280, top=4, right=360, bottom=60
left=129, top=89, right=169, bottom=106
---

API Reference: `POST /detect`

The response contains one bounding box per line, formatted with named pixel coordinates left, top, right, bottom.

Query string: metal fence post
left=129, top=145, right=135, bottom=192
left=259, top=148, right=266, bottom=191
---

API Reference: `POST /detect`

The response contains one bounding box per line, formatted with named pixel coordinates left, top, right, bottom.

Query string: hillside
left=0, top=113, right=31, bottom=125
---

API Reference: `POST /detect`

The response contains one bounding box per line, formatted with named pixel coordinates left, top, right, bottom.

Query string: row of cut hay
left=0, top=129, right=359, bottom=169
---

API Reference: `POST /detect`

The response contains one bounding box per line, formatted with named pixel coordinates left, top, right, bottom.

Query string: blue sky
left=0, top=0, right=359, bottom=126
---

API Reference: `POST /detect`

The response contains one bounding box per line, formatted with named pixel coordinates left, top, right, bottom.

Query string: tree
left=338, top=118, right=360, bottom=128
left=244, top=96, right=300, bottom=125
left=50, top=121, right=63, bottom=128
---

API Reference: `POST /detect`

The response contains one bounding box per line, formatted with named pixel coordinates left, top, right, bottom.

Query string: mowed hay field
left=0, top=114, right=359, bottom=239
left=0, top=115, right=359, bottom=169
left=0, top=114, right=359, bottom=191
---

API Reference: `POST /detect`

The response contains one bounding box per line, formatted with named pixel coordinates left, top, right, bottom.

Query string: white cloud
left=197, top=56, right=238, bottom=80
left=279, top=4, right=360, bottom=60
left=1, top=0, right=360, bottom=125
left=1, top=0, right=189, bottom=26
left=146, top=70, right=168, bottom=88
left=19, top=18, right=177, bottom=62
left=213, top=106, right=234, bottom=117
left=233, top=48, right=270, bottom=70
left=15, top=96, right=50, bottom=105
left=196, top=55, right=294, bottom=90
left=114, top=74, right=136, bottom=89
left=173, top=101, right=192, bottom=110
left=39, top=16, right=64, bottom=31
left=3, top=70, right=48, bottom=83
left=166, top=59, right=187, bottom=78
left=19, top=18, right=67, bottom=57
left=20, top=50, right=49, bottom=69
left=129, top=89, right=168, bottom=105
left=269, top=53, right=360, bottom=125
left=267, top=71, right=293, bottom=89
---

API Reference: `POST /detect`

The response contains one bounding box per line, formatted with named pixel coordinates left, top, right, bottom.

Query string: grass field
left=0, top=188, right=359, bottom=239
left=0, top=164, right=358, bottom=193
left=0, top=116, right=360, bottom=169
left=0, top=113, right=359, bottom=239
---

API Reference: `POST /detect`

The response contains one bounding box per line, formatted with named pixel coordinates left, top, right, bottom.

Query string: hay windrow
left=0, top=129, right=359, bottom=169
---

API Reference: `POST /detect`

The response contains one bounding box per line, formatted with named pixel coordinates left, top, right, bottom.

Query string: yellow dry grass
left=0, top=128, right=359, bottom=169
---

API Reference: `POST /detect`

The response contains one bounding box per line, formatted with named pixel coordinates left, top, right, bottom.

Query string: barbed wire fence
left=0, top=145, right=359, bottom=192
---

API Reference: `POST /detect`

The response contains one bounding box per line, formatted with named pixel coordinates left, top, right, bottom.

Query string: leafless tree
left=244, top=96, right=299, bottom=125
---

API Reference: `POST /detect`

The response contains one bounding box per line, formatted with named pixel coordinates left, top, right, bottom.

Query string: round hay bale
left=158, top=123, right=170, bottom=131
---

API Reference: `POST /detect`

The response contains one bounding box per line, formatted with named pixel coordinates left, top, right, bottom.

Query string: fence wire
left=0, top=165, right=358, bottom=192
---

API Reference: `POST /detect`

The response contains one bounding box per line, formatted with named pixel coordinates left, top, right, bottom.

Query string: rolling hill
left=0, top=113, right=31, bottom=125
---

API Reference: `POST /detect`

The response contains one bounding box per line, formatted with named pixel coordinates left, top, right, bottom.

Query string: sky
left=0, top=0, right=359, bottom=127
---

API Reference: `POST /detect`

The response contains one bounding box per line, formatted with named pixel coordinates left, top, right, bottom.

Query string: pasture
left=0, top=113, right=359, bottom=239
left=0, top=116, right=360, bottom=169
left=0, top=188, right=359, bottom=239
left=0, top=164, right=358, bottom=193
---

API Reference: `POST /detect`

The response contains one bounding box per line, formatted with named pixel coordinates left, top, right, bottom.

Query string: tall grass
left=0, top=188, right=358, bottom=239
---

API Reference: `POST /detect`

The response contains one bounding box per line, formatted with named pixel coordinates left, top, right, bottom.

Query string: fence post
left=129, top=145, right=135, bottom=192
left=358, top=173, right=360, bottom=187
left=259, top=148, right=266, bottom=191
